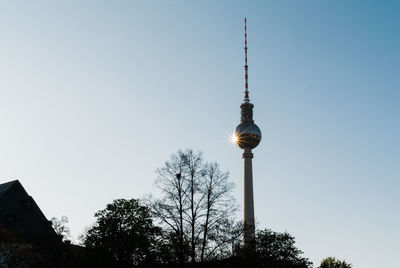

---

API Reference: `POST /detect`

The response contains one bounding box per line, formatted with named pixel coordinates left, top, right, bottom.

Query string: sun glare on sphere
left=231, top=134, right=238, bottom=144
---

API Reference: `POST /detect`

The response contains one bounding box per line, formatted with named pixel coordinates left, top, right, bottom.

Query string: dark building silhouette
left=0, top=180, right=107, bottom=267
left=0, top=180, right=59, bottom=244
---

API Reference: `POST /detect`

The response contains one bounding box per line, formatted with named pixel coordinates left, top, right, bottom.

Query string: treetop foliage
left=83, top=198, right=161, bottom=267
left=253, top=229, right=313, bottom=268
left=319, top=256, right=352, bottom=268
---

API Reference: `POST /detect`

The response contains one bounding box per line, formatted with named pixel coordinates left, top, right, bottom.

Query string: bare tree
left=51, top=215, right=71, bottom=242
left=182, top=150, right=203, bottom=263
left=200, top=162, right=237, bottom=261
left=152, top=149, right=237, bottom=264
left=153, top=151, right=187, bottom=264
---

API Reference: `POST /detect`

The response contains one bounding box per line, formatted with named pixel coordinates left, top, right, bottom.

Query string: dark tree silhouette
left=152, top=149, right=238, bottom=264
left=251, top=228, right=313, bottom=268
left=319, top=257, right=352, bottom=268
left=82, top=199, right=161, bottom=267
left=188, top=227, right=313, bottom=268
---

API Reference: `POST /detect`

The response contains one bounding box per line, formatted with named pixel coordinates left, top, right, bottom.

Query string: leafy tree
left=51, top=215, right=71, bottom=242
left=82, top=199, right=161, bottom=267
left=152, top=149, right=237, bottom=264
left=252, top=228, right=313, bottom=268
left=319, top=257, right=352, bottom=268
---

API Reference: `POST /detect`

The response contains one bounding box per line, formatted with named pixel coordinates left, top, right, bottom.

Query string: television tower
left=234, top=18, right=262, bottom=248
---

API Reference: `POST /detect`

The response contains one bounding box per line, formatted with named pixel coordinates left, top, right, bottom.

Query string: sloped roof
left=0, top=180, right=19, bottom=198
left=0, top=179, right=59, bottom=244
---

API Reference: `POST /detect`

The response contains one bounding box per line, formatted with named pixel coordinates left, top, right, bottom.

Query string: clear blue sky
left=0, top=1, right=398, bottom=267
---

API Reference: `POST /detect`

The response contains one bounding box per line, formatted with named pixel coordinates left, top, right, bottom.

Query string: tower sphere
left=235, top=122, right=261, bottom=149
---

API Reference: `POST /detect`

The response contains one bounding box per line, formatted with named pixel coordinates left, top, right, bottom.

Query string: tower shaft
left=243, top=148, right=255, bottom=247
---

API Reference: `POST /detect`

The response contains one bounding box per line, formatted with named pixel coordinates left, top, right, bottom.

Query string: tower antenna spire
left=244, top=18, right=250, bottom=103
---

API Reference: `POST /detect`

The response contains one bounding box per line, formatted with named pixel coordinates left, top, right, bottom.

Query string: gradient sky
left=0, top=1, right=399, bottom=267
